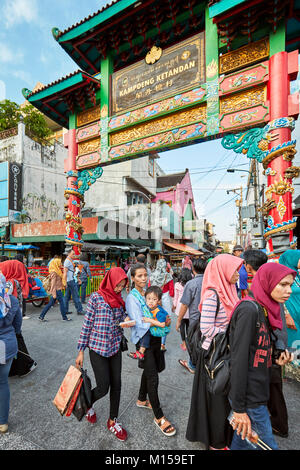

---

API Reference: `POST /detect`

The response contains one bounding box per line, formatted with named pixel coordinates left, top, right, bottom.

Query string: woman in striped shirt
left=186, top=254, right=243, bottom=450
left=76, top=267, right=131, bottom=442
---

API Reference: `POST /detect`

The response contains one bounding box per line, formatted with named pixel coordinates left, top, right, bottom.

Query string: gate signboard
left=111, top=33, right=205, bottom=114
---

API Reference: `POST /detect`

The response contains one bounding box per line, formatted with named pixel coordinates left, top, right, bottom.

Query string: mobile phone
left=287, top=348, right=300, bottom=360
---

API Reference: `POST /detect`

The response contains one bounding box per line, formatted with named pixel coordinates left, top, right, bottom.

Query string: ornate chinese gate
left=23, top=0, right=300, bottom=257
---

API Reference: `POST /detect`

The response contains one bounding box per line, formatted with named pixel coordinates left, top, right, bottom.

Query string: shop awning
left=81, top=242, right=128, bottom=253
left=163, top=241, right=204, bottom=255
left=4, top=244, right=40, bottom=251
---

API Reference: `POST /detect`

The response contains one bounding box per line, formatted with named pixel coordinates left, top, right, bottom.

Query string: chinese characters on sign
left=111, top=33, right=205, bottom=115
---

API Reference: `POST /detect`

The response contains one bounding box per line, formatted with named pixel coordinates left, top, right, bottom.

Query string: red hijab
left=200, top=254, right=243, bottom=320
left=0, top=260, right=29, bottom=299
left=98, top=267, right=128, bottom=309
left=251, top=262, right=296, bottom=330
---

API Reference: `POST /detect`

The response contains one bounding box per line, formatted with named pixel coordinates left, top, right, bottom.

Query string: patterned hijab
left=150, top=259, right=173, bottom=288
left=199, top=254, right=243, bottom=320
left=0, top=272, right=11, bottom=319
left=49, top=258, right=63, bottom=278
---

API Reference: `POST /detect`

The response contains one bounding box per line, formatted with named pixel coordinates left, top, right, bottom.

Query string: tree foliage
left=0, top=100, right=21, bottom=131
left=0, top=100, right=52, bottom=140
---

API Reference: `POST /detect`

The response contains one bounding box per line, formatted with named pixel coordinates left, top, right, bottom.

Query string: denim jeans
left=40, top=290, right=68, bottom=320
left=0, top=358, right=13, bottom=424
left=230, top=405, right=279, bottom=450
left=64, top=280, right=83, bottom=314
left=80, top=280, right=88, bottom=303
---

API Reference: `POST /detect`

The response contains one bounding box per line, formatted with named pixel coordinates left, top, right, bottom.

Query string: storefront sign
left=111, top=33, right=205, bottom=115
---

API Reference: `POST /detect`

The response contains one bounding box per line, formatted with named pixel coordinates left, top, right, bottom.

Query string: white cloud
left=12, top=69, right=32, bottom=85
left=2, top=0, right=39, bottom=28
left=0, top=41, right=23, bottom=63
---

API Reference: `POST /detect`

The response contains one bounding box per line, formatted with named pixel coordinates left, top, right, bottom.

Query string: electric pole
left=227, top=186, right=243, bottom=246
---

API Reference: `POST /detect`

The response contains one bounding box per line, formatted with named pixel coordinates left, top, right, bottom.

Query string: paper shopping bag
left=53, top=365, right=82, bottom=416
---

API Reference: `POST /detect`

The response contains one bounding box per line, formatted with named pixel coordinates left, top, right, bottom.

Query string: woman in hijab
left=279, top=250, right=300, bottom=347
left=150, top=258, right=174, bottom=351
left=186, top=253, right=243, bottom=450
left=76, top=267, right=130, bottom=441
left=0, top=272, right=22, bottom=433
left=38, top=257, right=69, bottom=322
left=229, top=263, right=296, bottom=450
left=0, top=261, right=36, bottom=378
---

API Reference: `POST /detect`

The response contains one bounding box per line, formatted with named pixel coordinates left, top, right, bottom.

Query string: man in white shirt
left=63, top=248, right=84, bottom=315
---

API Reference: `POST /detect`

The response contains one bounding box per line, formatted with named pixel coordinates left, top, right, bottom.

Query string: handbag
left=9, top=333, right=35, bottom=377
left=72, top=368, right=92, bottom=421
left=42, top=275, right=51, bottom=294
left=120, top=334, right=128, bottom=352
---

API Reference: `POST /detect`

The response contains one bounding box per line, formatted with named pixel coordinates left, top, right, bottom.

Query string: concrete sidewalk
left=1, top=303, right=299, bottom=451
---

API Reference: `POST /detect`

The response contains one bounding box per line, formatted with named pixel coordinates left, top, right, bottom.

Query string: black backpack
left=186, top=288, right=219, bottom=367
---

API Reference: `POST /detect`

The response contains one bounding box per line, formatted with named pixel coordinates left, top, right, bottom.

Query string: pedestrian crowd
left=0, top=246, right=300, bottom=450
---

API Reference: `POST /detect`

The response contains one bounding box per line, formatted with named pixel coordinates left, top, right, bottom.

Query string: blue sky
left=0, top=0, right=251, bottom=241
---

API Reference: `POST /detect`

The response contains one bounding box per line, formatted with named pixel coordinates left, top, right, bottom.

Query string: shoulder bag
left=186, top=288, right=220, bottom=367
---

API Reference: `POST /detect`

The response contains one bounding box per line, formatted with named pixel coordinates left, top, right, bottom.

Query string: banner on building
left=8, top=162, right=22, bottom=221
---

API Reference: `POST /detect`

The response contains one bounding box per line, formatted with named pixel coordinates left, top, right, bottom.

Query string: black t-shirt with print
left=229, top=300, right=272, bottom=413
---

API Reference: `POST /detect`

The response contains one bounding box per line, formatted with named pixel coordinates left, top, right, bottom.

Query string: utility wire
left=204, top=195, right=238, bottom=216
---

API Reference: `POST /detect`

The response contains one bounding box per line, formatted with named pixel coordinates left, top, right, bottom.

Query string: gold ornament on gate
left=145, top=46, right=162, bottom=65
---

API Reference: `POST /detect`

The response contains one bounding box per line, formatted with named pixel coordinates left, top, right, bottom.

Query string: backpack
left=186, top=288, right=219, bottom=367
left=204, top=297, right=262, bottom=396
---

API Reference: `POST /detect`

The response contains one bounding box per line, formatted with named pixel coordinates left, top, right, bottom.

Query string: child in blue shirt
left=137, top=286, right=170, bottom=360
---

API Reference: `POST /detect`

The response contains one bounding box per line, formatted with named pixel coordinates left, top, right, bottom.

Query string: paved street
left=1, top=301, right=299, bottom=451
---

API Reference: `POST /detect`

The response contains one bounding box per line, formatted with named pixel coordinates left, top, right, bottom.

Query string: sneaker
left=62, top=317, right=72, bottom=322
left=77, top=312, right=84, bottom=316
left=38, top=317, right=48, bottom=322
left=86, top=408, right=97, bottom=424
left=19, top=362, right=37, bottom=378
left=67, top=311, right=73, bottom=315
left=0, top=424, right=8, bottom=434
left=22, top=316, right=30, bottom=320
left=107, top=419, right=127, bottom=441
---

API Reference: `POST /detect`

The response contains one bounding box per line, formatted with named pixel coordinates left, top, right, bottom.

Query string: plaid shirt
left=77, top=292, right=126, bottom=357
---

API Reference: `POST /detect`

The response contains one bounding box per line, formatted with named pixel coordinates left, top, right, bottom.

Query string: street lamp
left=227, top=168, right=253, bottom=183
left=227, top=168, right=250, bottom=173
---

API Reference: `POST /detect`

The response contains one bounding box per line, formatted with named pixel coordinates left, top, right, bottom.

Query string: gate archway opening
left=23, top=0, right=300, bottom=258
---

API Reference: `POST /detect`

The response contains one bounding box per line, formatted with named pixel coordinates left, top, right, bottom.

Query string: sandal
left=178, top=359, right=195, bottom=374
left=136, top=399, right=152, bottom=409
left=154, top=417, right=176, bottom=437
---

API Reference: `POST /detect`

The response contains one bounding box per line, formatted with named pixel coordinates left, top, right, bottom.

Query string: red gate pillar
left=264, top=51, right=297, bottom=257
left=64, top=128, right=84, bottom=255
